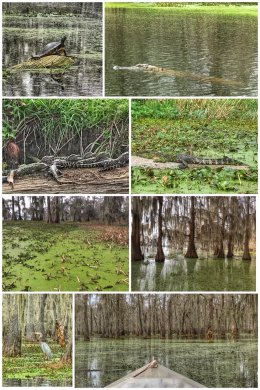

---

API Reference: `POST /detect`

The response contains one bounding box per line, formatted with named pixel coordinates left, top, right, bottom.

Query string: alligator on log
left=2, top=152, right=129, bottom=194
left=113, top=63, right=243, bottom=86
left=131, top=154, right=249, bottom=170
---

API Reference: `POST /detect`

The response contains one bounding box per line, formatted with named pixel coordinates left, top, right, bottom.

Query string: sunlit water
left=131, top=253, right=256, bottom=291
left=75, top=338, right=257, bottom=388
left=105, top=8, right=257, bottom=96
left=3, top=14, right=102, bottom=96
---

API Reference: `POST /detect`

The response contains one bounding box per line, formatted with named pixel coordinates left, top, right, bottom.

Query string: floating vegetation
left=8, top=55, right=76, bottom=73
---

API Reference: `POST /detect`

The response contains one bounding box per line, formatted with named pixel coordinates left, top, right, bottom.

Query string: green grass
left=2, top=99, right=129, bottom=141
left=132, top=99, right=258, bottom=121
left=105, top=3, right=258, bottom=16
left=3, top=221, right=129, bottom=292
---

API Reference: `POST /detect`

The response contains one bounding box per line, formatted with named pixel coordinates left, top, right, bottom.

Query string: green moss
left=3, top=221, right=129, bottom=292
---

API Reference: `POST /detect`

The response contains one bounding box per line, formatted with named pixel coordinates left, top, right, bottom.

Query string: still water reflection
left=3, top=13, right=102, bottom=96
left=105, top=8, right=257, bottom=96
left=132, top=254, right=256, bottom=291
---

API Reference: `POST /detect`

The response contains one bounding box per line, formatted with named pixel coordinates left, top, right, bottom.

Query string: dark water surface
left=105, top=8, right=257, bottom=96
left=3, top=378, right=72, bottom=387
left=3, top=14, right=102, bottom=96
left=75, top=338, right=257, bottom=388
left=132, top=254, right=256, bottom=291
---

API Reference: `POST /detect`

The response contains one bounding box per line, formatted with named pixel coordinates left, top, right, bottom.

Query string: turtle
left=32, top=36, right=67, bottom=60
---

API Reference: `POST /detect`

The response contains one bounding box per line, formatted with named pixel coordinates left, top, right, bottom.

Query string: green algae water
left=75, top=337, right=257, bottom=387
left=3, top=341, right=72, bottom=387
left=3, top=221, right=128, bottom=292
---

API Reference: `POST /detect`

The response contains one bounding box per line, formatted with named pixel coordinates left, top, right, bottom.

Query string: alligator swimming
left=113, top=64, right=164, bottom=72
left=113, top=63, right=243, bottom=86
left=176, top=154, right=245, bottom=169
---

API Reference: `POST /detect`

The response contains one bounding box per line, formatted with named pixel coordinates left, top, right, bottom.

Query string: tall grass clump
left=131, top=99, right=257, bottom=121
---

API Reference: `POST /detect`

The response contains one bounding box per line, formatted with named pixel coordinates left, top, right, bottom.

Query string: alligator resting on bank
left=113, top=64, right=242, bottom=86
left=2, top=152, right=129, bottom=187
left=176, top=154, right=246, bottom=169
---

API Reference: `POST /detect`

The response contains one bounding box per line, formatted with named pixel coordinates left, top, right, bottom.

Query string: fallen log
left=2, top=167, right=129, bottom=194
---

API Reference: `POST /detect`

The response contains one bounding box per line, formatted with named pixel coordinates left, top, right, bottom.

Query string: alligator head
left=113, top=64, right=164, bottom=71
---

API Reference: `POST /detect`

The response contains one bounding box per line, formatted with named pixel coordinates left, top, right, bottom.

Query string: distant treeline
left=3, top=196, right=129, bottom=225
left=3, top=2, right=102, bottom=17
left=75, top=294, right=257, bottom=340
left=155, top=2, right=257, bottom=7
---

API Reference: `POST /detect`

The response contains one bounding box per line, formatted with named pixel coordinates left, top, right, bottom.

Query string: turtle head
left=61, top=36, right=67, bottom=45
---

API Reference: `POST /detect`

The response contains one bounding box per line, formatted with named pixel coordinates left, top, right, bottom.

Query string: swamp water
left=3, top=378, right=71, bottom=387
left=105, top=8, right=257, bottom=96
left=131, top=254, right=256, bottom=291
left=75, top=337, right=257, bottom=388
left=3, top=14, right=102, bottom=96
left=3, top=342, right=72, bottom=387
left=3, top=222, right=128, bottom=292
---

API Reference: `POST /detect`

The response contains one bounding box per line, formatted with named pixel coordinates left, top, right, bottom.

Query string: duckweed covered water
left=3, top=221, right=128, bottom=292
left=75, top=337, right=257, bottom=387
left=3, top=340, right=72, bottom=387
left=131, top=117, right=258, bottom=194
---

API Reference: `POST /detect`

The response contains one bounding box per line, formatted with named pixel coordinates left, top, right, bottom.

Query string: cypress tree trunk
left=61, top=338, right=72, bottom=363
left=185, top=197, right=198, bottom=258
left=3, top=312, right=21, bottom=357
left=227, top=235, right=234, bottom=259
left=47, top=196, right=52, bottom=223
left=11, top=196, right=17, bottom=221
left=155, top=197, right=165, bottom=262
left=217, top=205, right=226, bottom=258
left=242, top=197, right=251, bottom=260
left=131, top=198, right=144, bottom=260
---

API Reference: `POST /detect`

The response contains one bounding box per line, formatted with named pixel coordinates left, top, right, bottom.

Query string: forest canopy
left=3, top=196, right=129, bottom=225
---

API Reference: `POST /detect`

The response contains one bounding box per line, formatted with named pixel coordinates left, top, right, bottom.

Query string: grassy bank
left=131, top=99, right=258, bottom=194
left=105, top=3, right=258, bottom=16
left=3, top=99, right=128, bottom=141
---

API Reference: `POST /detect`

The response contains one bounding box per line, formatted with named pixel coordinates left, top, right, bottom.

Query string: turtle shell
left=40, top=41, right=61, bottom=56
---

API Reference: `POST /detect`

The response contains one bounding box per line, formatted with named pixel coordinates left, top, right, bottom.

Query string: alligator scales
left=176, top=154, right=245, bottom=168
left=44, top=152, right=129, bottom=171
left=3, top=152, right=129, bottom=185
